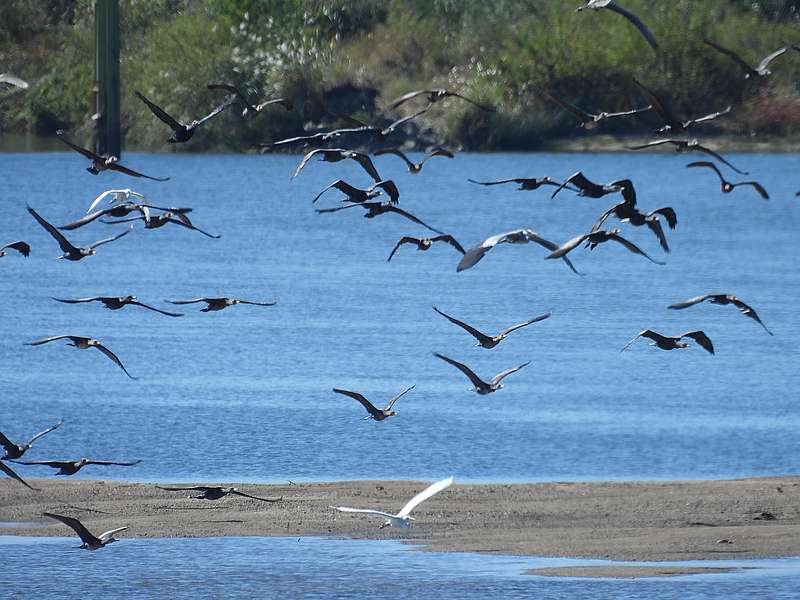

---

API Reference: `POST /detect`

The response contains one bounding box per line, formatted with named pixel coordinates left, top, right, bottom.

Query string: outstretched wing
left=490, top=361, right=531, bottom=386
left=27, top=205, right=79, bottom=254
left=545, top=92, right=593, bottom=124
left=0, top=431, right=16, bottom=455
left=1, top=241, right=31, bottom=256
left=374, top=147, right=415, bottom=170
left=24, top=419, right=64, bottom=447
left=348, top=152, right=383, bottom=183
left=56, top=130, right=101, bottom=160
left=1, top=460, right=37, bottom=491
left=689, top=105, right=732, bottom=127
left=386, top=237, right=419, bottom=262
left=633, top=79, right=679, bottom=129
left=432, top=306, right=492, bottom=346
left=0, top=73, right=29, bottom=89
left=498, top=313, right=551, bottom=338
left=545, top=233, right=590, bottom=259
left=333, top=388, right=381, bottom=418
left=87, top=225, right=132, bottom=250
left=467, top=178, right=522, bottom=186
left=194, top=95, right=235, bottom=126
left=60, top=207, right=123, bottom=230
left=649, top=207, right=677, bottom=229
left=386, top=89, right=430, bottom=110
left=692, top=144, right=748, bottom=175
left=92, top=343, right=137, bottom=380
left=757, top=47, right=787, bottom=72
left=446, top=92, right=495, bottom=112
left=736, top=181, right=769, bottom=200
left=26, top=334, right=83, bottom=346
left=397, top=476, right=454, bottom=518
left=98, top=526, right=128, bottom=542
left=434, top=353, right=487, bottom=389
left=386, top=206, right=444, bottom=235
left=164, top=298, right=211, bottom=305
left=645, top=217, right=670, bottom=252
left=607, top=232, right=666, bottom=265
left=381, top=104, right=432, bottom=134
left=230, top=490, right=282, bottom=502
left=703, top=39, right=756, bottom=75
left=605, top=1, right=659, bottom=50
left=680, top=331, right=715, bottom=354
left=667, top=295, right=711, bottom=310
left=106, top=161, right=170, bottom=181
left=622, top=329, right=660, bottom=352
left=166, top=218, right=221, bottom=239
left=730, top=298, right=773, bottom=335
left=135, top=91, right=182, bottom=131
left=85, top=459, right=142, bottom=466
left=156, top=485, right=214, bottom=492
left=331, top=506, right=395, bottom=519
left=431, top=235, right=465, bottom=254
left=313, top=180, right=363, bottom=204
left=42, top=512, right=100, bottom=545
left=130, top=301, right=184, bottom=317
left=235, top=299, right=277, bottom=306
left=686, top=160, right=725, bottom=183
left=385, top=385, right=415, bottom=411
left=292, top=149, right=327, bottom=178
left=372, top=180, right=400, bottom=205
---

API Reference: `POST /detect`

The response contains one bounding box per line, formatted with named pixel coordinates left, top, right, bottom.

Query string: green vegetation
left=1, top=0, right=799, bottom=150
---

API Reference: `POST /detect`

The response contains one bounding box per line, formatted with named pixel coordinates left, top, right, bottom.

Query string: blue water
left=1, top=151, right=798, bottom=483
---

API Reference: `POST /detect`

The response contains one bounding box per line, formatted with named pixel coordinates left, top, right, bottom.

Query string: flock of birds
left=1, top=1, right=796, bottom=550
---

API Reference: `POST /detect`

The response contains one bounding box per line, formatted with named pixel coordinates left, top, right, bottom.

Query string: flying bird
left=1, top=459, right=37, bottom=491
left=101, top=211, right=221, bottom=238
left=703, top=39, right=787, bottom=78
left=27, top=205, right=131, bottom=261
left=0, top=241, right=30, bottom=258
left=324, top=105, right=433, bottom=140
left=622, top=329, right=715, bottom=354
left=331, top=476, right=454, bottom=529
left=135, top=90, right=234, bottom=143
left=60, top=202, right=191, bottom=230
left=387, top=235, right=465, bottom=261
left=26, top=335, right=137, bottom=379
left=668, top=294, right=772, bottom=335
left=551, top=172, right=626, bottom=199
left=293, top=148, right=383, bottom=183
left=51, top=295, right=183, bottom=317
left=633, top=79, right=732, bottom=133
left=313, top=179, right=399, bottom=205
left=545, top=92, right=651, bottom=129
left=14, top=458, right=142, bottom=476
left=627, top=139, right=748, bottom=175
left=0, top=73, right=29, bottom=89
left=575, top=0, right=659, bottom=50
left=546, top=229, right=666, bottom=264
left=374, top=147, right=455, bottom=173
left=1, top=420, right=63, bottom=460
left=56, top=130, right=169, bottom=180
left=435, top=353, right=530, bottom=395
left=207, top=83, right=292, bottom=118
left=457, top=228, right=581, bottom=274
left=316, top=201, right=445, bottom=235
left=387, top=88, right=494, bottom=112
left=164, top=297, right=277, bottom=312
left=42, top=512, right=126, bottom=550
left=157, top=485, right=281, bottom=502
left=685, top=161, right=768, bottom=199
left=433, top=306, right=550, bottom=349
left=468, top=176, right=571, bottom=191
left=86, top=188, right=147, bottom=213
left=333, top=385, right=415, bottom=421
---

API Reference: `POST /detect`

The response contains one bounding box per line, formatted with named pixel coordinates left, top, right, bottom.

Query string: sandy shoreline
left=2, top=476, right=799, bottom=575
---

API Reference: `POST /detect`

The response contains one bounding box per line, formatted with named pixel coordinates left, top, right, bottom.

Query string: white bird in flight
left=331, top=476, right=454, bottom=529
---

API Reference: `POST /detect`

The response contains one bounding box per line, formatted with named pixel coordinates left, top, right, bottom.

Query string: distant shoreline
left=2, top=475, right=798, bottom=572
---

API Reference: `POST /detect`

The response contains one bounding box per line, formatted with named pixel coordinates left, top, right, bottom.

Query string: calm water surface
left=0, top=151, right=798, bottom=483
left=2, top=536, right=800, bottom=599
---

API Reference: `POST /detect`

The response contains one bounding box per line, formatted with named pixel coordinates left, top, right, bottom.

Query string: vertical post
left=95, top=0, right=121, bottom=158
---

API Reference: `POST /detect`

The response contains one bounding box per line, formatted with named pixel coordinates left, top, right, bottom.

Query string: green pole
left=95, top=0, right=121, bottom=158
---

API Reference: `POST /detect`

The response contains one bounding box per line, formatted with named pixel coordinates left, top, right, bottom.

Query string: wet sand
left=1, top=476, right=798, bottom=576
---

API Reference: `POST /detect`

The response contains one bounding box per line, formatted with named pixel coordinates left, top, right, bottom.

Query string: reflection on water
left=1, top=536, right=799, bottom=599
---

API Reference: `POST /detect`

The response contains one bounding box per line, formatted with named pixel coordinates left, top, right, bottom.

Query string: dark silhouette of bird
left=26, top=335, right=137, bottom=379
left=434, top=353, right=529, bottom=395
left=0, top=240, right=30, bottom=258
left=387, top=235, right=465, bottom=261
left=685, top=161, right=768, bottom=199
left=164, top=297, right=277, bottom=312
left=157, top=485, right=281, bottom=502
left=433, top=306, right=551, bottom=349
left=135, top=90, right=234, bottom=143
left=576, top=1, right=658, bottom=50
left=101, top=211, right=221, bottom=239
left=60, top=202, right=193, bottom=231
left=547, top=229, right=666, bottom=265
left=458, top=228, right=582, bottom=274
left=258, top=131, right=341, bottom=151
left=51, top=295, right=183, bottom=317
left=545, top=92, right=651, bottom=129
left=325, top=105, right=433, bottom=140
left=1, top=459, right=37, bottom=491
left=27, top=205, right=132, bottom=261
left=668, top=294, right=772, bottom=335
left=387, top=88, right=494, bottom=112
left=14, top=458, right=142, bottom=476
left=633, top=79, right=731, bottom=133
left=374, top=147, right=455, bottom=173
left=313, top=179, right=399, bottom=205
left=56, top=130, right=169, bottom=180
left=628, top=139, right=748, bottom=175
left=551, top=172, right=626, bottom=199
left=333, top=385, right=415, bottom=421
left=1, top=420, right=63, bottom=460
left=42, top=512, right=126, bottom=550
left=316, top=201, right=445, bottom=235
left=468, top=176, right=573, bottom=191
left=591, top=180, right=676, bottom=252
left=207, top=83, right=292, bottom=119
left=293, top=148, right=383, bottom=183
left=622, top=330, right=714, bottom=354
left=703, top=39, right=787, bottom=78
left=0, top=73, right=28, bottom=89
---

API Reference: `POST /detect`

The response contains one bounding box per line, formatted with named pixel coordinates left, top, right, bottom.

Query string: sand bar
left=1, top=476, right=798, bottom=569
